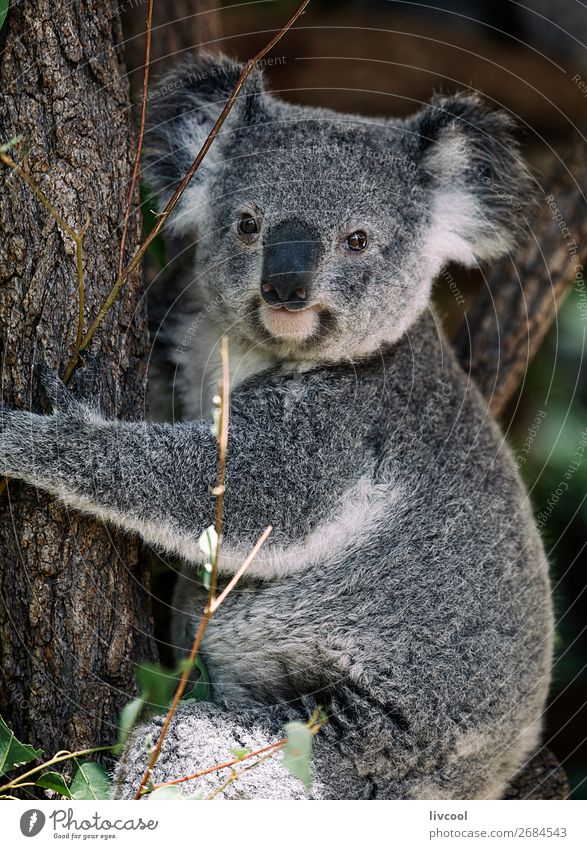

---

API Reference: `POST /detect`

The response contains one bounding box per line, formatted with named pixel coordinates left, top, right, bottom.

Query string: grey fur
left=0, top=56, right=551, bottom=800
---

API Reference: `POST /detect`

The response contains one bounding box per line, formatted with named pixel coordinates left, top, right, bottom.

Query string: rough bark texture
left=455, top=132, right=587, bottom=417
left=0, top=1, right=156, bottom=754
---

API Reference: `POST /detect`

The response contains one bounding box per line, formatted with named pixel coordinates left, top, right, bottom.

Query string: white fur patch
left=425, top=190, right=480, bottom=269
left=174, top=316, right=277, bottom=419
left=260, top=304, right=320, bottom=341
left=216, top=476, right=402, bottom=580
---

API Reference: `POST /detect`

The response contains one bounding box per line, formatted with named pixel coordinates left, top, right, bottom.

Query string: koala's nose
left=261, top=220, right=322, bottom=309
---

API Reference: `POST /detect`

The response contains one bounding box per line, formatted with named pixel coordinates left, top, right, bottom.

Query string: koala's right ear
left=142, top=54, right=264, bottom=233
left=408, top=93, right=535, bottom=268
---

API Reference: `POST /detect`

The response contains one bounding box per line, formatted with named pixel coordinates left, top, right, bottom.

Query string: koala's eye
left=345, top=231, right=368, bottom=252
left=238, top=213, right=259, bottom=238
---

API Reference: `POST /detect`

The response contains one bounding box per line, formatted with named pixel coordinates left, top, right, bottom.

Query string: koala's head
left=144, top=55, right=533, bottom=362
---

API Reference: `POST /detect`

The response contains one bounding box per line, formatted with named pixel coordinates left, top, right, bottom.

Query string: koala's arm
left=0, top=366, right=354, bottom=559
left=0, top=367, right=224, bottom=559
left=113, top=696, right=377, bottom=800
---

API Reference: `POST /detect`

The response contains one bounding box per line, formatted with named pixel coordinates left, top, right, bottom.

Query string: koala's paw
left=38, top=354, right=101, bottom=418
left=113, top=702, right=322, bottom=800
left=0, top=407, right=39, bottom=477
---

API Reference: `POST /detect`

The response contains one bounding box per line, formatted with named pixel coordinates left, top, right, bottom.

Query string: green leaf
left=199, top=561, right=212, bottom=591
left=282, top=721, right=313, bottom=790
left=36, top=771, right=73, bottom=799
left=149, top=785, right=182, bottom=800
left=181, top=654, right=212, bottom=703
left=0, top=136, right=22, bottom=154
left=115, top=697, right=145, bottom=755
left=140, top=182, right=167, bottom=269
left=198, top=525, right=218, bottom=563
left=136, top=662, right=177, bottom=712
left=0, top=716, right=43, bottom=777
left=70, top=760, right=112, bottom=800
left=0, top=1, right=8, bottom=34
left=184, top=787, right=206, bottom=799
left=229, top=747, right=251, bottom=761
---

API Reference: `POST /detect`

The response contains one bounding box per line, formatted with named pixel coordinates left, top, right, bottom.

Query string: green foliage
left=149, top=785, right=205, bottom=800
left=115, top=655, right=212, bottom=755
left=0, top=716, right=42, bottom=777
left=36, top=771, right=73, bottom=799
left=0, top=136, right=22, bottom=154
left=149, top=785, right=182, bottom=800
left=0, top=1, right=8, bottom=34
left=140, top=182, right=167, bottom=269
left=230, top=747, right=252, bottom=761
left=137, top=662, right=178, bottom=711
left=182, top=654, right=212, bottom=703
left=116, top=697, right=145, bottom=754
left=282, top=721, right=313, bottom=789
left=70, top=760, right=112, bottom=800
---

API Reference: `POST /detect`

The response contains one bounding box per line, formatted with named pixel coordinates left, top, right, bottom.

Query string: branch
left=454, top=131, right=587, bottom=416
left=149, top=713, right=325, bottom=793
left=0, top=744, right=114, bottom=795
left=77, top=0, right=312, bottom=360
left=0, top=150, right=90, bottom=493
left=133, top=338, right=272, bottom=798
left=117, top=0, right=154, bottom=280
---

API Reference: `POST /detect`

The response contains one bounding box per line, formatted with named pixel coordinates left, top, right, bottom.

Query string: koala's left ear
left=410, top=93, right=534, bottom=267
left=142, top=54, right=266, bottom=234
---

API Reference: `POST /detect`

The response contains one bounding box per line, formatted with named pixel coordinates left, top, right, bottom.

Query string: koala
left=0, top=55, right=552, bottom=800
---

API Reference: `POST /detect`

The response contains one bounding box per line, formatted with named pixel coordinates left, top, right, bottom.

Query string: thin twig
left=210, top=336, right=230, bottom=603
left=78, top=0, right=312, bottom=357
left=151, top=739, right=286, bottom=791
left=206, top=750, right=278, bottom=800
left=117, top=0, right=154, bottom=280
left=0, top=744, right=115, bottom=795
left=133, top=339, right=271, bottom=798
left=209, top=525, right=272, bottom=614
left=0, top=152, right=89, bottom=493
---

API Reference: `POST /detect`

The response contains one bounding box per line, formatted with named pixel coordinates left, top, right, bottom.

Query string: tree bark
left=455, top=132, right=587, bottom=417
left=0, top=2, right=156, bottom=754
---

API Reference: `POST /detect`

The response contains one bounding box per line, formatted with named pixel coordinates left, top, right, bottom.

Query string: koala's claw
left=71, top=353, right=100, bottom=405
left=38, top=363, right=77, bottom=413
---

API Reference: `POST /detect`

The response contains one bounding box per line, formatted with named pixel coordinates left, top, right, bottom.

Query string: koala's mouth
left=259, top=302, right=322, bottom=342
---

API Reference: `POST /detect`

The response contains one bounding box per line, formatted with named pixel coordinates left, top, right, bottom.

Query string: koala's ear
left=410, top=93, right=534, bottom=267
left=142, top=54, right=265, bottom=232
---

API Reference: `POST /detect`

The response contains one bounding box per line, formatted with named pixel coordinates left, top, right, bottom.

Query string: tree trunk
left=0, top=1, right=156, bottom=755
left=455, top=131, right=587, bottom=417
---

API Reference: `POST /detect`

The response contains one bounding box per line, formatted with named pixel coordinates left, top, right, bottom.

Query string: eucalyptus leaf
left=282, top=721, right=313, bottom=790
left=184, top=787, right=206, bottom=799
left=181, top=654, right=212, bottom=703
left=136, top=662, right=177, bottom=712
left=36, top=771, right=73, bottom=799
left=198, top=526, right=218, bottom=563
left=149, top=785, right=182, bottom=800
left=0, top=716, right=43, bottom=777
left=229, top=747, right=251, bottom=761
left=0, top=1, right=8, bottom=34
left=115, top=697, right=145, bottom=755
left=70, top=760, right=112, bottom=800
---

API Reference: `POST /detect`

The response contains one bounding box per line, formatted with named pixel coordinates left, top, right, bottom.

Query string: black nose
left=260, top=219, right=322, bottom=309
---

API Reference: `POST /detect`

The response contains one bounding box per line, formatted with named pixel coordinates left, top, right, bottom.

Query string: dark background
left=207, top=0, right=587, bottom=797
